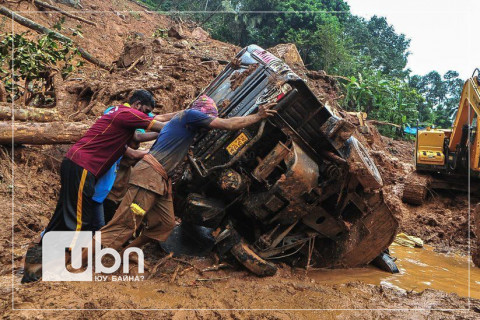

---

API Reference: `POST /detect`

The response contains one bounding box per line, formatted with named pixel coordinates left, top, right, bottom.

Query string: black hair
left=129, top=89, right=155, bottom=107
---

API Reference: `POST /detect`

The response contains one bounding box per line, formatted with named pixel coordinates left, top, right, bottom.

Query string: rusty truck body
left=167, top=45, right=397, bottom=276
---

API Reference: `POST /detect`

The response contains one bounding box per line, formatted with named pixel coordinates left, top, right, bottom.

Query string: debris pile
left=0, top=1, right=478, bottom=317
left=1, top=8, right=475, bottom=262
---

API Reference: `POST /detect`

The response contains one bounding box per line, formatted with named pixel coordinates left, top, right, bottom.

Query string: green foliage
left=152, top=27, right=168, bottom=38
left=342, top=72, right=421, bottom=137
left=344, top=16, right=410, bottom=77
left=141, top=0, right=463, bottom=138
left=0, top=32, right=81, bottom=102
left=52, top=17, right=66, bottom=31
left=410, top=70, right=463, bottom=128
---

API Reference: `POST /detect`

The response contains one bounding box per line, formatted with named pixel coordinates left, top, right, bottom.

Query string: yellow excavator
left=402, top=69, right=480, bottom=205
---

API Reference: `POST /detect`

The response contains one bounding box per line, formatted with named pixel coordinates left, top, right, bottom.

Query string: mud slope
left=367, top=134, right=476, bottom=255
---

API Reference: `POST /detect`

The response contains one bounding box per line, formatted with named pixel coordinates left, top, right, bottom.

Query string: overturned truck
left=165, top=45, right=397, bottom=276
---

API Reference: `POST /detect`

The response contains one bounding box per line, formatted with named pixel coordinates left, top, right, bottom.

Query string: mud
left=310, top=244, right=480, bottom=299
left=3, top=249, right=480, bottom=319
left=230, top=64, right=259, bottom=91
left=474, top=204, right=480, bottom=266
left=1, top=0, right=478, bottom=318
left=362, top=132, right=476, bottom=256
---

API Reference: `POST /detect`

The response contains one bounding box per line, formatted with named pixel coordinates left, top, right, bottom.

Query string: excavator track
left=402, top=172, right=431, bottom=205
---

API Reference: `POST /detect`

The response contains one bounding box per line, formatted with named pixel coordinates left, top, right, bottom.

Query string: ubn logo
left=42, top=231, right=144, bottom=281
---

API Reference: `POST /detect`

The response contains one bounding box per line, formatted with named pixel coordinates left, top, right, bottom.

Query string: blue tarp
left=404, top=126, right=426, bottom=135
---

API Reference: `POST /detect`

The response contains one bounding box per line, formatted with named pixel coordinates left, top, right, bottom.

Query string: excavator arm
left=448, top=71, right=480, bottom=171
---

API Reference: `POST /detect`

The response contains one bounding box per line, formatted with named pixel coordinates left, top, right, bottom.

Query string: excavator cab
left=416, top=128, right=446, bottom=167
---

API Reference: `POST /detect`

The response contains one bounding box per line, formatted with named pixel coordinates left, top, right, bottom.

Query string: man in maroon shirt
left=21, top=89, right=176, bottom=283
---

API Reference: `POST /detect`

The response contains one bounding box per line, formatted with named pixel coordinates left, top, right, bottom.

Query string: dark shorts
left=44, top=158, right=96, bottom=233
left=103, top=198, right=120, bottom=225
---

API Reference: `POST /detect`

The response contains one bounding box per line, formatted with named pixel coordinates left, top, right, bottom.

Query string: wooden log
left=0, top=104, right=58, bottom=122
left=33, top=0, right=97, bottom=26
left=0, top=6, right=110, bottom=70
left=77, top=48, right=111, bottom=70
left=0, top=121, right=90, bottom=145
left=0, top=82, right=6, bottom=102
left=366, top=119, right=401, bottom=128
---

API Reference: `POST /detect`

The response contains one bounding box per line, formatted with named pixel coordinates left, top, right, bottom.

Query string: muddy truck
left=162, top=45, right=398, bottom=276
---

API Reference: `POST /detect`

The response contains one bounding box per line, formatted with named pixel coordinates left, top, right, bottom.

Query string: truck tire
left=231, top=242, right=277, bottom=277
left=402, top=172, right=431, bottom=205
left=347, top=137, right=383, bottom=190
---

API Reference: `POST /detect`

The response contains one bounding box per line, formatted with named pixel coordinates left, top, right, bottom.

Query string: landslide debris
left=0, top=3, right=477, bottom=316
left=2, top=10, right=475, bottom=265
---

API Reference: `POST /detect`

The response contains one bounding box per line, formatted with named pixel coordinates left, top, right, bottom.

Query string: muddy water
left=309, top=244, right=480, bottom=299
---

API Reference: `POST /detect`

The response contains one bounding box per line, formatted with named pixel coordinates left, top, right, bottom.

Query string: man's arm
left=209, top=103, right=277, bottom=131
left=154, top=111, right=180, bottom=122
left=124, top=147, right=148, bottom=159
left=119, top=109, right=166, bottom=133
left=148, top=120, right=167, bottom=132
left=132, top=131, right=159, bottom=143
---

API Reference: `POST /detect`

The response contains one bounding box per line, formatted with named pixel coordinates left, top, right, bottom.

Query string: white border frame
left=7, top=6, right=474, bottom=312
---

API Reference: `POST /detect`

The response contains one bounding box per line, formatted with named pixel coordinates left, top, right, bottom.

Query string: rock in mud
left=153, top=37, right=167, bottom=46
left=116, top=40, right=153, bottom=69
left=191, top=27, right=210, bottom=41
left=268, top=43, right=304, bottom=68
left=168, top=25, right=186, bottom=39
left=174, top=40, right=189, bottom=49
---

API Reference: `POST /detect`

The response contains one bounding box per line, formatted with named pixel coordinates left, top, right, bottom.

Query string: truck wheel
left=347, top=137, right=383, bottom=190
left=230, top=242, right=277, bottom=277
left=402, top=172, right=431, bottom=205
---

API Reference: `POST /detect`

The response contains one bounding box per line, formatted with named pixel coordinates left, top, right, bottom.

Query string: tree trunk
left=0, top=6, right=110, bottom=70
left=0, top=104, right=58, bottom=122
left=33, top=0, right=97, bottom=26
left=0, top=121, right=90, bottom=145
left=0, top=82, right=6, bottom=102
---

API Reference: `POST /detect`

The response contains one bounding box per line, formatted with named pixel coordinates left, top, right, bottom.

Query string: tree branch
left=33, top=0, right=97, bottom=26
left=0, top=5, right=110, bottom=70
left=0, top=104, right=58, bottom=122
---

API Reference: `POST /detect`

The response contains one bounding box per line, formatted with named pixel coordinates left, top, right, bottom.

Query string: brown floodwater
left=308, top=244, right=480, bottom=299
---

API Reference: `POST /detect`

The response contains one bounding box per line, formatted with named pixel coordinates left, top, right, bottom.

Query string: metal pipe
left=188, top=154, right=207, bottom=178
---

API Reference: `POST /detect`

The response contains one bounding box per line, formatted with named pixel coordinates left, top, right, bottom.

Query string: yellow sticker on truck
left=226, top=133, right=249, bottom=156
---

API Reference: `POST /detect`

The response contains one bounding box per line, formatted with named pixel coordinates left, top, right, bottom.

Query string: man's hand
left=209, top=102, right=278, bottom=131
left=148, top=111, right=181, bottom=132
left=125, top=147, right=148, bottom=160
left=256, top=102, right=278, bottom=119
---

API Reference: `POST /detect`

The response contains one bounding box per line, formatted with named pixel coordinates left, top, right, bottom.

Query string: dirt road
left=1, top=143, right=479, bottom=319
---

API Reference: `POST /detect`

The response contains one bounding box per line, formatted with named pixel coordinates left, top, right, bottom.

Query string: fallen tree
left=0, top=82, right=6, bottom=102
left=33, top=0, right=97, bottom=26
left=0, top=6, right=110, bottom=70
left=0, top=121, right=89, bottom=144
left=0, top=104, right=58, bottom=122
